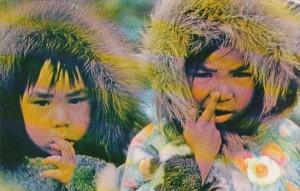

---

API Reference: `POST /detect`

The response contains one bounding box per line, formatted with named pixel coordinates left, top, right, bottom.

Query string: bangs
left=20, top=53, right=88, bottom=91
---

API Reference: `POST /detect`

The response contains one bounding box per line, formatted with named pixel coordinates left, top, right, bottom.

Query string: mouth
left=215, top=110, right=232, bottom=116
left=45, top=146, right=61, bottom=156
left=45, top=140, right=75, bottom=155
left=214, top=110, right=233, bottom=123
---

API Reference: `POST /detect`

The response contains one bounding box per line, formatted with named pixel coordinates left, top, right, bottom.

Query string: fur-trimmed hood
left=142, top=0, right=300, bottom=124
left=0, top=0, right=146, bottom=164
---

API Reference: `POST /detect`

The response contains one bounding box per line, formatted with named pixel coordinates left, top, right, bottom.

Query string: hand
left=41, top=139, right=76, bottom=184
left=183, top=92, right=222, bottom=184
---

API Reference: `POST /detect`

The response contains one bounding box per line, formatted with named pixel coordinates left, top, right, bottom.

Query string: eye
left=68, top=97, right=88, bottom=104
left=32, top=100, right=50, bottom=107
left=193, top=71, right=213, bottom=78
left=232, top=72, right=251, bottom=78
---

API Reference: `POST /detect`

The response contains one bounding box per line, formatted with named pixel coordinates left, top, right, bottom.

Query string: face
left=188, top=47, right=255, bottom=124
left=20, top=60, right=90, bottom=155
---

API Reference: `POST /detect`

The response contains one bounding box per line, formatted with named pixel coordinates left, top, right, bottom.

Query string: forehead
left=30, top=59, right=85, bottom=92
left=204, top=48, right=245, bottom=70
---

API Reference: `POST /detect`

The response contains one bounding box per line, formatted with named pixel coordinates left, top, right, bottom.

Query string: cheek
left=68, top=102, right=91, bottom=138
left=21, top=102, right=51, bottom=127
left=20, top=102, right=52, bottom=148
left=23, top=124, right=50, bottom=148
left=191, top=78, right=212, bottom=103
left=233, top=79, right=255, bottom=110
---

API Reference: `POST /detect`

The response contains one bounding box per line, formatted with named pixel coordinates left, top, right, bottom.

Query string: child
left=121, top=0, right=300, bottom=190
left=0, top=1, right=146, bottom=190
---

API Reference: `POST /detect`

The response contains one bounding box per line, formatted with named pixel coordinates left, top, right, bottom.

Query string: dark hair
left=0, top=50, right=127, bottom=168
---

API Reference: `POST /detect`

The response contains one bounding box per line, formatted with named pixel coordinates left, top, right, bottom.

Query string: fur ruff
left=0, top=0, right=146, bottom=163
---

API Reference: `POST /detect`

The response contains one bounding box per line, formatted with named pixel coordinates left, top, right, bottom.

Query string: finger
left=43, top=155, right=68, bottom=168
left=200, top=92, right=220, bottom=122
left=40, top=169, right=70, bottom=184
left=40, top=169, right=61, bottom=180
left=48, top=142, right=62, bottom=155
left=185, top=108, right=197, bottom=130
left=49, top=143, right=61, bottom=152
left=53, top=139, right=75, bottom=162
left=210, top=114, right=215, bottom=124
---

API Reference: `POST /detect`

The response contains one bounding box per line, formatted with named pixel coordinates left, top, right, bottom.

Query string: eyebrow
left=66, top=89, right=87, bottom=98
left=31, top=92, right=54, bottom=98
left=29, top=89, right=87, bottom=98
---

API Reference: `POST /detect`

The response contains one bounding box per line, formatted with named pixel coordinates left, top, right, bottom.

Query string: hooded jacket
left=120, top=0, right=300, bottom=190
left=0, top=0, right=147, bottom=163
left=0, top=0, right=145, bottom=190
left=142, top=0, right=300, bottom=124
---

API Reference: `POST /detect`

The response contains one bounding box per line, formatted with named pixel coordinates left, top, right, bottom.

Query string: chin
left=215, top=113, right=233, bottom=123
left=216, top=112, right=260, bottom=136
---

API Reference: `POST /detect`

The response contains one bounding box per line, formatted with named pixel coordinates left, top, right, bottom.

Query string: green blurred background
left=0, top=0, right=155, bottom=43
left=92, top=0, right=154, bottom=43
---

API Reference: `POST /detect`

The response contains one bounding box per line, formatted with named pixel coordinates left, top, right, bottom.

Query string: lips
left=45, top=140, right=75, bottom=155
left=215, top=109, right=233, bottom=116
left=45, top=142, right=61, bottom=155
left=208, top=109, right=234, bottom=123
left=45, top=147, right=61, bottom=155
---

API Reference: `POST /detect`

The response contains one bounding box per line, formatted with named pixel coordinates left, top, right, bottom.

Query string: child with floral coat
left=120, top=0, right=300, bottom=190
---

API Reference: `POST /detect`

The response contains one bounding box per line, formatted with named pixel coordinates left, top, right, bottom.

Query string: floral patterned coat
left=120, top=119, right=300, bottom=191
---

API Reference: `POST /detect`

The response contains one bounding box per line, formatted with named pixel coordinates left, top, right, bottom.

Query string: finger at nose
left=200, top=92, right=220, bottom=122
left=219, top=92, right=233, bottom=102
left=210, top=114, right=216, bottom=124
left=216, top=83, right=233, bottom=102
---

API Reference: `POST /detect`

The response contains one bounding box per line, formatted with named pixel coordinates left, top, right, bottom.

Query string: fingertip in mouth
left=45, top=143, right=61, bottom=155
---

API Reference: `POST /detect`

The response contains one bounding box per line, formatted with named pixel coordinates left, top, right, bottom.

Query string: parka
left=120, top=0, right=300, bottom=190
left=0, top=0, right=146, bottom=190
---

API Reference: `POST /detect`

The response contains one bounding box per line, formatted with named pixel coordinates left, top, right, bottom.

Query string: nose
left=214, top=82, right=233, bottom=102
left=219, top=91, right=233, bottom=102
left=52, top=105, right=70, bottom=128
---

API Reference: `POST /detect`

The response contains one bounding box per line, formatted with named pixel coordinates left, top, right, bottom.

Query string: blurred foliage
left=93, top=0, right=154, bottom=43
left=0, top=0, right=154, bottom=43
left=0, top=0, right=20, bottom=9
